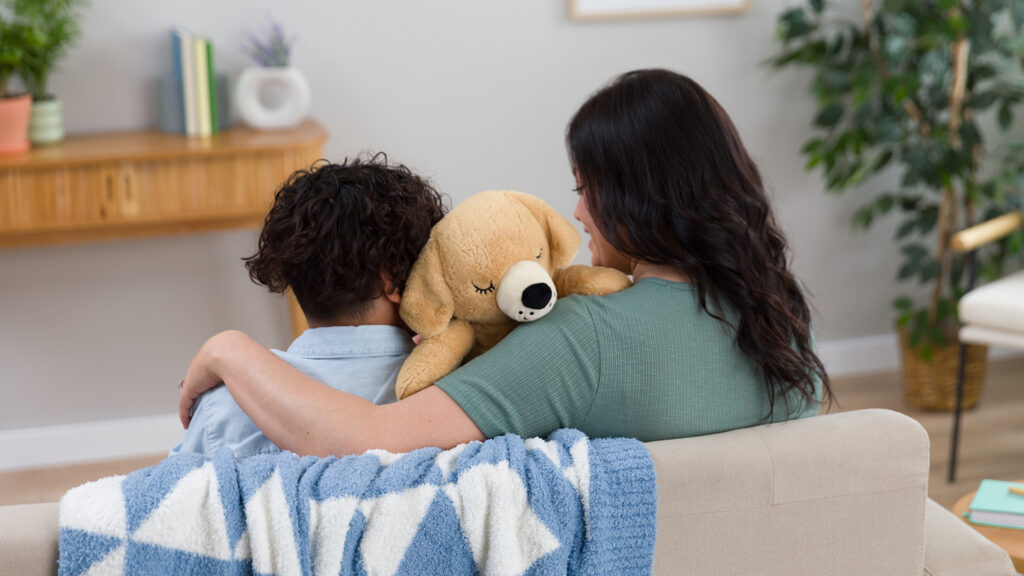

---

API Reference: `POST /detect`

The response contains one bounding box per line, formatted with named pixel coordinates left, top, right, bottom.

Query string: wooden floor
left=1, top=357, right=1022, bottom=509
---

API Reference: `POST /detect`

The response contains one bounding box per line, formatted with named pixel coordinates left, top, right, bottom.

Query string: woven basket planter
left=899, top=329, right=988, bottom=411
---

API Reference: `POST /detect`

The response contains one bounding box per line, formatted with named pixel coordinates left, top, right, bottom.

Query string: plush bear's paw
left=590, top=266, right=633, bottom=294
left=396, top=366, right=434, bottom=400
left=395, top=320, right=476, bottom=399
left=555, top=265, right=633, bottom=297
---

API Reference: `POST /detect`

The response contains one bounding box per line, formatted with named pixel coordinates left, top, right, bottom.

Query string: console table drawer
left=0, top=122, right=326, bottom=248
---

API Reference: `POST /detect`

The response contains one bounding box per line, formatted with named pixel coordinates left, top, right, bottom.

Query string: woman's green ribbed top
left=437, top=277, right=820, bottom=441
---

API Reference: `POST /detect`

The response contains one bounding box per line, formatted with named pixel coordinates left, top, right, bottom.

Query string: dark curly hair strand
left=244, top=154, right=447, bottom=322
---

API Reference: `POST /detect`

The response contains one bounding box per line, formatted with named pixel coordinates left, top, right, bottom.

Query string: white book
left=175, top=28, right=198, bottom=137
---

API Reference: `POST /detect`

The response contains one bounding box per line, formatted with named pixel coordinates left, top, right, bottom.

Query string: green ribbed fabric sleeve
left=437, top=296, right=601, bottom=440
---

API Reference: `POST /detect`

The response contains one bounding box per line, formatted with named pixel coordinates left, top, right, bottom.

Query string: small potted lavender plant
left=234, top=19, right=310, bottom=130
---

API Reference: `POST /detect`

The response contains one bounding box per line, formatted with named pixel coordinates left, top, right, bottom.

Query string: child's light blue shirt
left=170, top=325, right=412, bottom=459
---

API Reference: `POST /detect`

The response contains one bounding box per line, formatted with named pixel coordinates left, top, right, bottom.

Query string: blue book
left=967, top=479, right=1024, bottom=530
left=169, top=31, right=186, bottom=133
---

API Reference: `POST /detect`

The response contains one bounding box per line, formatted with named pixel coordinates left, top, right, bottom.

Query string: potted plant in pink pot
left=0, top=15, right=37, bottom=154
left=14, top=0, right=86, bottom=146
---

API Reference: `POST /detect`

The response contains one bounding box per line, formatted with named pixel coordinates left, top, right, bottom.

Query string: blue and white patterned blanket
left=58, top=430, right=656, bottom=576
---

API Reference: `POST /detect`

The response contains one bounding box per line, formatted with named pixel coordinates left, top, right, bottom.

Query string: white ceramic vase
left=234, top=66, right=311, bottom=130
left=28, top=98, right=64, bottom=146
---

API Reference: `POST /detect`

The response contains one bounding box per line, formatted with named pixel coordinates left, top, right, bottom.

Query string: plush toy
left=396, top=190, right=632, bottom=399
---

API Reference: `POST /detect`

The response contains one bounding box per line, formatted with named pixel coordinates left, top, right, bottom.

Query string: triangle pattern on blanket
left=433, top=443, right=468, bottom=481
left=394, top=491, right=478, bottom=576
left=564, top=439, right=591, bottom=537
left=529, top=437, right=592, bottom=537
left=57, top=530, right=124, bottom=576
left=60, top=475, right=127, bottom=539
left=245, top=469, right=302, bottom=576
left=58, top=431, right=652, bottom=576
left=233, top=528, right=250, bottom=560
left=308, top=496, right=358, bottom=576
left=81, top=543, right=125, bottom=576
left=365, top=448, right=404, bottom=466
left=525, top=438, right=561, bottom=469
left=357, top=483, right=439, bottom=576
left=131, top=461, right=233, bottom=561
left=124, top=455, right=205, bottom=534
left=443, top=461, right=560, bottom=576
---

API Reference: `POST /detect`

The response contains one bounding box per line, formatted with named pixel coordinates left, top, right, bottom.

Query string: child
left=171, top=154, right=447, bottom=458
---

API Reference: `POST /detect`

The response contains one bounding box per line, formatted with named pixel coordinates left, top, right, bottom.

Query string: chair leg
left=948, top=342, right=969, bottom=483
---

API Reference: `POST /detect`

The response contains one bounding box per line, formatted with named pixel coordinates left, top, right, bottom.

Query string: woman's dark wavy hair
left=244, top=154, right=447, bottom=322
left=567, top=69, right=832, bottom=420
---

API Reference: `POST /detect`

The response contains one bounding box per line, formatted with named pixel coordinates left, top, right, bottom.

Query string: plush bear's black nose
left=521, top=283, right=552, bottom=310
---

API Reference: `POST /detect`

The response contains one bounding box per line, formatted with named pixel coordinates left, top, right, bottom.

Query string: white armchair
left=948, top=211, right=1024, bottom=482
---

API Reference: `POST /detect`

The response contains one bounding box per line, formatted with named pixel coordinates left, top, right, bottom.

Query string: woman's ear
left=504, top=191, right=580, bottom=268
left=399, top=239, right=455, bottom=338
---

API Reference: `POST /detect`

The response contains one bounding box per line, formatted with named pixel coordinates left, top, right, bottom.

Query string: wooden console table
left=0, top=120, right=326, bottom=337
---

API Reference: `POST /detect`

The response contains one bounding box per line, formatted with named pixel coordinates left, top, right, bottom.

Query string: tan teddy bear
left=395, top=190, right=632, bottom=399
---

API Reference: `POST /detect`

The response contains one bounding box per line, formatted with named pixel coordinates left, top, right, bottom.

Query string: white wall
left=1, top=0, right=917, bottom=431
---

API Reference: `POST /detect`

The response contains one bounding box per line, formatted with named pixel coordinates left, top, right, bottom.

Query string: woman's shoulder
left=512, top=277, right=706, bottom=348
left=561, top=277, right=698, bottom=317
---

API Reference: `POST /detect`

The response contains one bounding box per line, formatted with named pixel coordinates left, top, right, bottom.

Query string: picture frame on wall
left=570, top=0, right=749, bottom=20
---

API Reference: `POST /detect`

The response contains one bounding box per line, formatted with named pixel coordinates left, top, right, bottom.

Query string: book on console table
left=967, top=479, right=1024, bottom=530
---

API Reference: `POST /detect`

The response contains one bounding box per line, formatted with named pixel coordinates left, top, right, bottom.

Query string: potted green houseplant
left=0, top=13, right=37, bottom=153
left=11, top=0, right=85, bottom=146
left=770, top=0, right=1024, bottom=409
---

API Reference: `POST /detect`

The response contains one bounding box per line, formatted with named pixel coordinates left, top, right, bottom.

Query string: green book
left=967, top=479, right=1024, bottom=530
left=206, top=39, right=218, bottom=134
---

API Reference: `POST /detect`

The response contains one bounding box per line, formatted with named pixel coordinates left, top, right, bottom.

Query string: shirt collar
left=286, top=325, right=414, bottom=359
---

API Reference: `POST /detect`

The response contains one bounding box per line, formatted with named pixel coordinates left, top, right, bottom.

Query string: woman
left=178, top=69, right=832, bottom=456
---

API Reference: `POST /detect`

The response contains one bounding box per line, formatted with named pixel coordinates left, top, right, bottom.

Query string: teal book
left=967, top=479, right=1024, bottom=530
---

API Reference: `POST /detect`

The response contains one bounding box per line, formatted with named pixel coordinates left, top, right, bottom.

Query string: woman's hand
left=178, top=330, right=247, bottom=428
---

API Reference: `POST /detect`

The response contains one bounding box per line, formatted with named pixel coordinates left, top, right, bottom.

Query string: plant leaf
left=851, top=206, right=874, bottom=230
left=901, top=243, right=929, bottom=261
left=917, top=207, right=939, bottom=234
left=814, top=103, right=845, bottom=128
left=998, top=103, right=1013, bottom=131
left=893, top=296, right=914, bottom=310
left=897, top=219, right=917, bottom=239
left=919, top=259, right=940, bottom=283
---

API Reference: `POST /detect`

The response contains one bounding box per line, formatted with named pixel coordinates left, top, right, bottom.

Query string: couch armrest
left=924, top=497, right=1015, bottom=576
left=0, top=502, right=59, bottom=576
left=650, top=409, right=931, bottom=575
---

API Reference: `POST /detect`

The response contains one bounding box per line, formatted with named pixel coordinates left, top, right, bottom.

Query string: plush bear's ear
left=504, top=191, right=580, bottom=268
left=399, top=238, right=455, bottom=338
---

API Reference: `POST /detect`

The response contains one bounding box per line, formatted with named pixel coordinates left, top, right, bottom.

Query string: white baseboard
left=818, top=332, right=1023, bottom=378
left=1, top=333, right=1020, bottom=472
left=0, top=413, right=181, bottom=473
left=817, top=334, right=901, bottom=377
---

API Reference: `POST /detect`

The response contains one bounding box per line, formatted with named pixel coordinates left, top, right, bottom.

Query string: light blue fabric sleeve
left=168, top=384, right=280, bottom=459
left=167, top=393, right=210, bottom=456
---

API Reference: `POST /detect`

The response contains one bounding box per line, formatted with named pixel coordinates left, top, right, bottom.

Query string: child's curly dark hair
left=244, top=154, right=447, bottom=322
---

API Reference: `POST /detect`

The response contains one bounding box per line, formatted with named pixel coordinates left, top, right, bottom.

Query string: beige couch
left=0, top=409, right=1014, bottom=575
